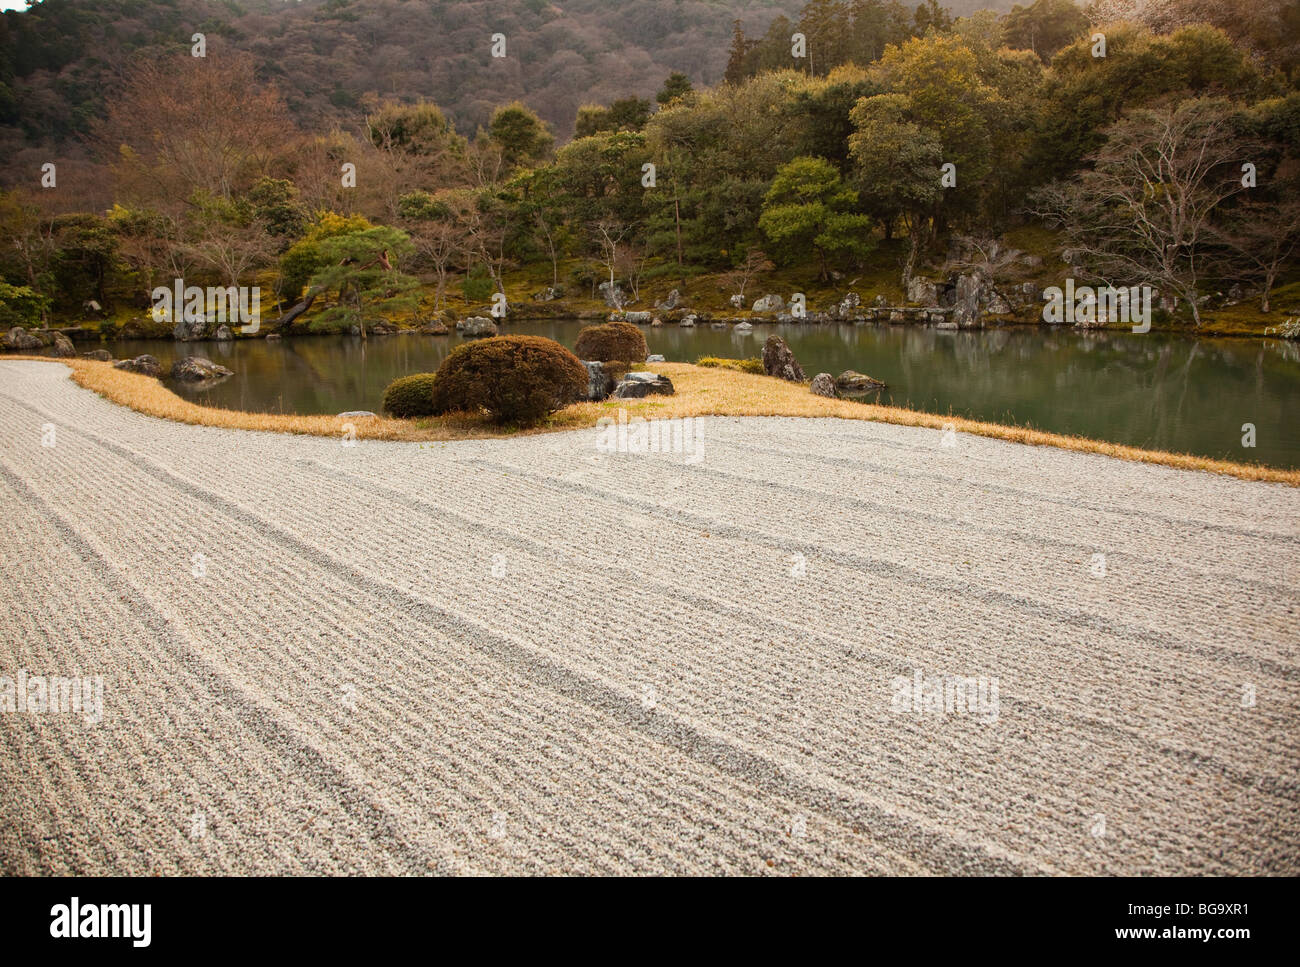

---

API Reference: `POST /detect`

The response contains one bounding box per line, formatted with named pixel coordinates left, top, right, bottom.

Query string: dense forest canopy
left=1, top=0, right=1297, bottom=331
left=0, top=0, right=945, bottom=153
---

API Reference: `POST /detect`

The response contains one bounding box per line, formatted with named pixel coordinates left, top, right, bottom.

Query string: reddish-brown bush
left=432, top=335, right=588, bottom=424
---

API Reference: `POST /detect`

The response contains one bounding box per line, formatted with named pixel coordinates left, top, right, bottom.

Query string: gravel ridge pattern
left=1, top=359, right=1296, bottom=875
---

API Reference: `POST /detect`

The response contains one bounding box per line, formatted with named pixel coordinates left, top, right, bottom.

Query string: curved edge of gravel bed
left=4, top=355, right=1296, bottom=487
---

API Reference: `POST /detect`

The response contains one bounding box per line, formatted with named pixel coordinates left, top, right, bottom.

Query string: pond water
left=110, top=319, right=1300, bottom=469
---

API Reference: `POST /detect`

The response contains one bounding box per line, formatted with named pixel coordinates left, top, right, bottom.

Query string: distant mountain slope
left=0, top=0, right=1020, bottom=154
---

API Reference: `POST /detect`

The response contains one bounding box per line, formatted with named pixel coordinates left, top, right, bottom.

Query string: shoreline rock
left=171, top=356, right=233, bottom=381
left=611, top=371, right=674, bottom=398
left=113, top=354, right=162, bottom=377
left=762, top=335, right=805, bottom=382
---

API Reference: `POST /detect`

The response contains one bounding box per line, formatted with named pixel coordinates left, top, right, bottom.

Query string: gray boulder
left=582, top=361, right=615, bottom=401
left=48, top=332, right=76, bottom=358
left=612, top=371, right=675, bottom=399
left=173, top=317, right=208, bottom=341
left=646, top=353, right=665, bottom=363
left=531, top=286, right=562, bottom=302
left=598, top=280, right=627, bottom=309
left=337, top=410, right=378, bottom=419
left=460, top=316, right=498, bottom=338
left=679, top=314, right=697, bottom=328
left=762, top=335, right=805, bottom=382
left=114, top=354, right=162, bottom=377
left=733, top=321, right=753, bottom=332
left=171, top=356, right=233, bottom=381
left=907, top=277, right=939, bottom=305
left=810, top=373, right=837, bottom=398
left=835, top=370, right=885, bottom=394
left=1014, top=282, right=1040, bottom=309
left=752, top=293, right=784, bottom=313
left=215, top=325, right=233, bottom=341
left=3, top=326, right=44, bottom=352
left=618, top=311, right=653, bottom=325
left=838, top=292, right=861, bottom=317
left=952, top=272, right=986, bottom=329
left=656, top=289, right=680, bottom=311
left=729, top=294, right=745, bottom=309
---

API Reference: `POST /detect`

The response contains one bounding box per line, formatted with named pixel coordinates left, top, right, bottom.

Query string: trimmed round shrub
left=432, top=335, right=588, bottom=425
left=382, top=372, right=438, bottom=418
left=573, top=321, right=647, bottom=363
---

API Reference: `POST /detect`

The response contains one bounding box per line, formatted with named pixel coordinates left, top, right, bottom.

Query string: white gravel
left=1, top=358, right=1297, bottom=875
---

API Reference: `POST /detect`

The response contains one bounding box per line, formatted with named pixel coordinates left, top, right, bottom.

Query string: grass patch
left=696, top=355, right=765, bottom=374
left=10, top=355, right=1296, bottom=486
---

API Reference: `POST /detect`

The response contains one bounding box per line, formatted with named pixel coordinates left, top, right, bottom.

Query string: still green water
left=113, top=320, right=1299, bottom=468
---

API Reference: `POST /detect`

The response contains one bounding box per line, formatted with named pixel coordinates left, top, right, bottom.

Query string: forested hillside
left=0, top=0, right=1036, bottom=157
left=1, top=0, right=1297, bottom=337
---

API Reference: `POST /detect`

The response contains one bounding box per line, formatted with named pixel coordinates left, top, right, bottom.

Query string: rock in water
left=215, top=326, right=233, bottom=341
left=733, top=321, right=753, bottom=332
left=460, top=316, right=498, bottom=338
left=810, top=373, right=837, bottom=398
left=611, top=372, right=675, bottom=399
left=113, top=354, right=162, bottom=377
left=81, top=349, right=112, bottom=362
left=645, top=354, right=665, bottom=363
left=678, top=315, right=696, bottom=328
left=762, top=335, right=805, bottom=382
left=835, top=370, right=885, bottom=394
left=170, top=356, right=233, bottom=381
left=48, top=333, right=76, bottom=357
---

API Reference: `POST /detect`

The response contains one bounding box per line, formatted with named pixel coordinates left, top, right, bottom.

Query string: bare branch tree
left=1030, top=99, right=1252, bottom=326
left=717, top=247, right=774, bottom=303
left=1209, top=198, right=1300, bottom=313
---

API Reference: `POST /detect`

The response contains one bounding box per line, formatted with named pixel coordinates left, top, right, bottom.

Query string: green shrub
left=462, top=263, right=494, bottom=302
left=696, top=356, right=765, bottom=374
left=574, top=321, right=647, bottom=362
left=0, top=283, right=49, bottom=328
left=382, top=372, right=439, bottom=418
left=432, top=335, right=588, bottom=425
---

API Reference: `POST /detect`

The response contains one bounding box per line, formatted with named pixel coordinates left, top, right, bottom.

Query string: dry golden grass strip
left=9, top=356, right=1296, bottom=486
